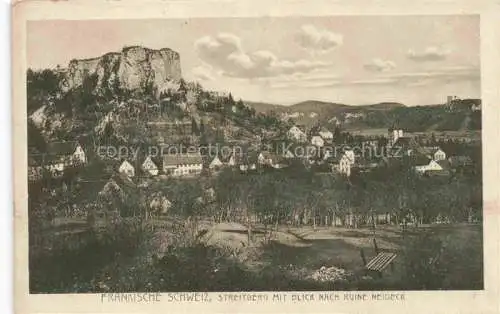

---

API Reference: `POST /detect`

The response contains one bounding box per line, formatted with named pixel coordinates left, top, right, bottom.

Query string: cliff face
left=63, top=46, right=182, bottom=93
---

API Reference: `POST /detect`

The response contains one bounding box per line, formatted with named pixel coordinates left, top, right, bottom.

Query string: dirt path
left=199, top=223, right=407, bottom=273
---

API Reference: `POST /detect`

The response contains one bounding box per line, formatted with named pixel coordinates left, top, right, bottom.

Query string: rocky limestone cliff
left=63, top=46, right=182, bottom=93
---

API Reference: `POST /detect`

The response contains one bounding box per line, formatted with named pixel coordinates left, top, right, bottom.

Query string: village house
left=333, top=150, right=356, bottom=177
left=258, top=151, right=273, bottom=166
left=311, top=135, right=325, bottom=148
left=99, top=173, right=134, bottom=197
left=142, top=156, right=160, bottom=176
left=328, top=116, right=341, bottom=125
left=195, top=187, right=217, bottom=206
left=387, top=126, right=414, bottom=148
left=339, top=151, right=355, bottom=177
left=163, top=153, right=203, bottom=177
left=98, top=173, right=138, bottom=212
left=318, top=127, right=334, bottom=141
left=149, top=192, right=172, bottom=215
left=287, top=126, right=307, bottom=143
left=209, top=155, right=224, bottom=170
left=283, top=149, right=295, bottom=159
left=44, top=141, right=87, bottom=173
left=118, top=160, right=135, bottom=178
left=238, top=151, right=259, bottom=172
left=270, top=154, right=289, bottom=169
left=31, top=141, right=87, bottom=178
left=420, top=147, right=446, bottom=161
left=414, top=155, right=451, bottom=175
left=227, top=153, right=237, bottom=167
left=414, top=155, right=435, bottom=174
left=256, top=151, right=288, bottom=169
left=391, top=135, right=419, bottom=157
left=215, top=149, right=238, bottom=168
left=28, top=157, right=43, bottom=181
left=322, top=148, right=335, bottom=161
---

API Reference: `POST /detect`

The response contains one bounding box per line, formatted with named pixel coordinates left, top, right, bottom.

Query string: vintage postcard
left=12, top=0, right=500, bottom=313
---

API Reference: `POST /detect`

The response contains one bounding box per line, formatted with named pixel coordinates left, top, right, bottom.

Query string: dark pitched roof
left=106, top=173, right=137, bottom=194
left=269, top=153, right=286, bottom=164
left=319, top=126, right=332, bottom=133
left=436, top=160, right=452, bottom=170
left=393, top=136, right=417, bottom=148
left=43, top=141, right=82, bottom=163
left=163, top=153, right=203, bottom=167
left=143, top=155, right=162, bottom=168
left=413, top=154, right=432, bottom=166
left=46, top=141, right=80, bottom=156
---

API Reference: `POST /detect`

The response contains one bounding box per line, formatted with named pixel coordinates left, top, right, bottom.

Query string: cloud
left=270, top=65, right=479, bottom=89
left=295, top=24, right=343, bottom=54
left=271, top=77, right=396, bottom=89
left=255, top=70, right=339, bottom=84
left=194, top=33, right=331, bottom=79
left=407, top=46, right=450, bottom=62
left=364, top=58, right=396, bottom=72
left=191, top=65, right=215, bottom=81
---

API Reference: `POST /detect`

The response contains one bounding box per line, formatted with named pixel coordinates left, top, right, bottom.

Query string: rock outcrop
left=63, top=46, right=182, bottom=93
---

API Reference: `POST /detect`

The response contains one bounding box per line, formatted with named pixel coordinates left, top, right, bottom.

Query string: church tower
left=388, top=122, right=403, bottom=147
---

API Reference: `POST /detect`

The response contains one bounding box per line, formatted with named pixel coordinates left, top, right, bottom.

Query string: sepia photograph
left=24, top=14, right=484, bottom=295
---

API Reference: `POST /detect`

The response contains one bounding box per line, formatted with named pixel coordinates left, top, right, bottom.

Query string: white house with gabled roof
left=311, top=135, right=325, bottom=147
left=119, top=160, right=135, bottom=178
left=287, top=126, right=307, bottom=143
left=142, top=156, right=159, bottom=176
left=319, top=128, right=334, bottom=140
left=209, top=155, right=224, bottom=170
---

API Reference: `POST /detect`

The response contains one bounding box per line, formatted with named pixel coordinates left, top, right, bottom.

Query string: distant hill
left=244, top=99, right=480, bottom=132
left=289, top=100, right=349, bottom=112
left=245, top=99, right=404, bottom=115
left=361, top=102, right=406, bottom=110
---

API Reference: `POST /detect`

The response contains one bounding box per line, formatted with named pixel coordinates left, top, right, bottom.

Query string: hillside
left=243, top=101, right=283, bottom=113
left=290, top=100, right=350, bottom=112
left=245, top=99, right=480, bottom=132
left=26, top=43, right=481, bottom=151
left=27, top=49, right=291, bottom=154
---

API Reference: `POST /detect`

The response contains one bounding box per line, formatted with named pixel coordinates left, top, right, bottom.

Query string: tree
left=28, top=120, right=47, bottom=152
left=177, top=78, right=188, bottom=103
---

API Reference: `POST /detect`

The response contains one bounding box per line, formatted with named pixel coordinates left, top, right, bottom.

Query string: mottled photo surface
left=26, top=16, right=482, bottom=293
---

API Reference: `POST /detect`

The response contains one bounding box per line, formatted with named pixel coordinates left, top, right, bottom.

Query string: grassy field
left=198, top=222, right=483, bottom=289
left=30, top=218, right=483, bottom=292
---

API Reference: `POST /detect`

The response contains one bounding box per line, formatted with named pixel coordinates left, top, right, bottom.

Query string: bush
left=398, top=227, right=483, bottom=290
left=29, top=217, right=150, bottom=293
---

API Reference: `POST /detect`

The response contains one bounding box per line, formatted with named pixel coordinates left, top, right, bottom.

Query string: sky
left=27, top=16, right=480, bottom=106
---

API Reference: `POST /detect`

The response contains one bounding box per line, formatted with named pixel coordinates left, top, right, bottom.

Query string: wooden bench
left=365, top=252, right=397, bottom=276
